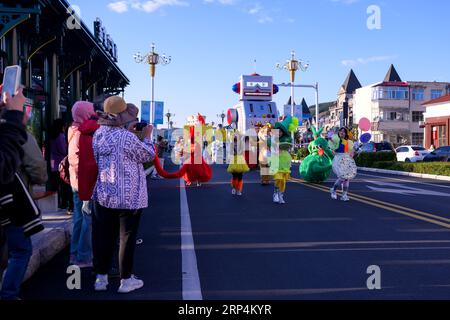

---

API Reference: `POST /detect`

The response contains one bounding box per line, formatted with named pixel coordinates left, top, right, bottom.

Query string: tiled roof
left=422, top=94, right=450, bottom=106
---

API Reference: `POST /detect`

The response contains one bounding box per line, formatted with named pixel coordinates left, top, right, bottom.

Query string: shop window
left=412, top=111, right=424, bottom=122
left=412, top=133, right=424, bottom=146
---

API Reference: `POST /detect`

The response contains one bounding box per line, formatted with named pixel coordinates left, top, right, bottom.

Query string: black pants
left=0, top=226, right=7, bottom=277
left=92, top=203, right=142, bottom=279
left=50, top=172, right=73, bottom=210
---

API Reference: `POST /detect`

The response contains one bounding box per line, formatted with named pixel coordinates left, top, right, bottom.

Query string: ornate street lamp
left=166, top=110, right=175, bottom=129
left=217, top=111, right=226, bottom=126
left=134, top=43, right=171, bottom=131
left=276, top=51, right=309, bottom=118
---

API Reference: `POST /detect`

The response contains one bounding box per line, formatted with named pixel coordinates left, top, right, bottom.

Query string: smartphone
left=2, top=65, right=22, bottom=97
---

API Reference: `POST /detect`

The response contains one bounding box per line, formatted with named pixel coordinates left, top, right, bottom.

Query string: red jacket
left=78, top=119, right=100, bottom=201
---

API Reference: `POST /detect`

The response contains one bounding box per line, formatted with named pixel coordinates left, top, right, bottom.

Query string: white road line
left=359, top=173, right=450, bottom=189
left=180, top=178, right=203, bottom=300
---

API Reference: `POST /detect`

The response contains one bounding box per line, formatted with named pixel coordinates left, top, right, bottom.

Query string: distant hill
left=309, top=101, right=335, bottom=115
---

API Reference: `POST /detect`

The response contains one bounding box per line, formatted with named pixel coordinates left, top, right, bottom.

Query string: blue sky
left=72, top=0, right=450, bottom=127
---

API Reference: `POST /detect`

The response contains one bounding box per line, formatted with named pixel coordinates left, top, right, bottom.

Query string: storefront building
left=423, top=94, right=450, bottom=149
left=1, top=0, right=129, bottom=178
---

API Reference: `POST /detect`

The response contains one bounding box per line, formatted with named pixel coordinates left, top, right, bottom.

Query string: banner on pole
left=153, top=101, right=164, bottom=125
left=141, top=101, right=151, bottom=123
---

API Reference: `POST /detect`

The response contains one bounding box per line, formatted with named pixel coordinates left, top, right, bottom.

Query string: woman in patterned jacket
left=92, top=96, right=155, bottom=294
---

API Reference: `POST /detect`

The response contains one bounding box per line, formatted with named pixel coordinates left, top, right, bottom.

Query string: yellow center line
left=289, top=178, right=450, bottom=230
left=291, top=178, right=450, bottom=224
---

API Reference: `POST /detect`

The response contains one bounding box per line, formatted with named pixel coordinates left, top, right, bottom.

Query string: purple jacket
left=50, top=133, right=67, bottom=172
left=92, top=126, right=155, bottom=210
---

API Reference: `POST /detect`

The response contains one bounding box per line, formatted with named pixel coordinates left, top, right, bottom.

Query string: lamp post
left=217, top=111, right=226, bottom=126
left=166, top=110, right=175, bottom=129
left=276, top=51, right=309, bottom=119
left=134, top=43, right=171, bottom=134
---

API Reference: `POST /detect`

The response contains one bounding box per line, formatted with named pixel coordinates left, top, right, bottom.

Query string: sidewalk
left=24, top=188, right=72, bottom=282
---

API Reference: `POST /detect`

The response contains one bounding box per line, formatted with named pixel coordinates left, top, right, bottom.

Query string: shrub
left=354, top=152, right=396, bottom=167
left=367, top=161, right=450, bottom=176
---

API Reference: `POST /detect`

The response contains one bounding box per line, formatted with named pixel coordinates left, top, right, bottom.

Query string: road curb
left=24, top=220, right=72, bottom=282
left=358, top=167, right=450, bottom=182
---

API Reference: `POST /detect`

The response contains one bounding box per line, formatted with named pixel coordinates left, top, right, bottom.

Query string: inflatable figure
left=299, top=126, right=334, bottom=183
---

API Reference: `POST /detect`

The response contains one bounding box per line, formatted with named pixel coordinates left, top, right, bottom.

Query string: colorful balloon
left=359, top=118, right=371, bottom=132
left=360, top=133, right=372, bottom=144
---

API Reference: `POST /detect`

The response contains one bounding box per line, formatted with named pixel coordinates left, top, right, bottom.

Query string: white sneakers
left=330, top=188, right=350, bottom=202
left=273, top=191, right=280, bottom=203
left=94, top=274, right=108, bottom=291
left=273, top=191, right=285, bottom=204
left=118, top=275, right=144, bottom=294
left=330, top=188, right=338, bottom=200
left=95, top=274, right=144, bottom=293
left=278, top=193, right=285, bottom=204
left=232, top=189, right=243, bottom=196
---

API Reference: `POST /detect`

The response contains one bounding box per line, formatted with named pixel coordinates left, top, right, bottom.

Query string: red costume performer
left=153, top=115, right=212, bottom=185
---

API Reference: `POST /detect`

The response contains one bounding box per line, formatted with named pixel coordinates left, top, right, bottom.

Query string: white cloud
left=204, top=0, right=273, bottom=24
left=203, top=0, right=237, bottom=4
left=248, top=4, right=262, bottom=15
left=108, top=0, right=189, bottom=14
left=218, top=0, right=237, bottom=5
left=341, top=55, right=397, bottom=67
left=332, top=0, right=359, bottom=4
left=246, top=3, right=273, bottom=24
left=107, top=1, right=129, bottom=13
left=257, top=15, right=273, bottom=24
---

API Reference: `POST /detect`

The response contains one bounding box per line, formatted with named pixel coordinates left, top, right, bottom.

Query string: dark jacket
left=0, top=110, right=27, bottom=184
left=0, top=110, right=44, bottom=237
left=0, top=173, right=44, bottom=237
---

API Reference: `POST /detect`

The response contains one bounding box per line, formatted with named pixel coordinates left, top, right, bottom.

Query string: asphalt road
left=22, top=161, right=450, bottom=300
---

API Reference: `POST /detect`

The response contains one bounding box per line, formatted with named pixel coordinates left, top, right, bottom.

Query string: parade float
left=227, top=73, right=280, bottom=133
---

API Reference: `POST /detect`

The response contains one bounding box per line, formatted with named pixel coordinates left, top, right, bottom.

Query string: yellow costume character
left=227, top=132, right=250, bottom=196
left=269, top=116, right=298, bottom=204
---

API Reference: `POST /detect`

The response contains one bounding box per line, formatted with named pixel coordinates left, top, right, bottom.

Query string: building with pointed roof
left=283, top=97, right=312, bottom=121
left=384, top=64, right=403, bottom=82
left=340, top=69, right=363, bottom=94
left=352, top=65, right=450, bottom=146
left=328, top=69, right=363, bottom=130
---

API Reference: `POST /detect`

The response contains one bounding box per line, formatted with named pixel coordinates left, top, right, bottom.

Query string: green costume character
left=269, top=116, right=298, bottom=204
left=299, top=126, right=334, bottom=183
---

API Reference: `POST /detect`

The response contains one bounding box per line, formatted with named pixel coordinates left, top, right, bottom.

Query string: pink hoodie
left=68, top=101, right=95, bottom=191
